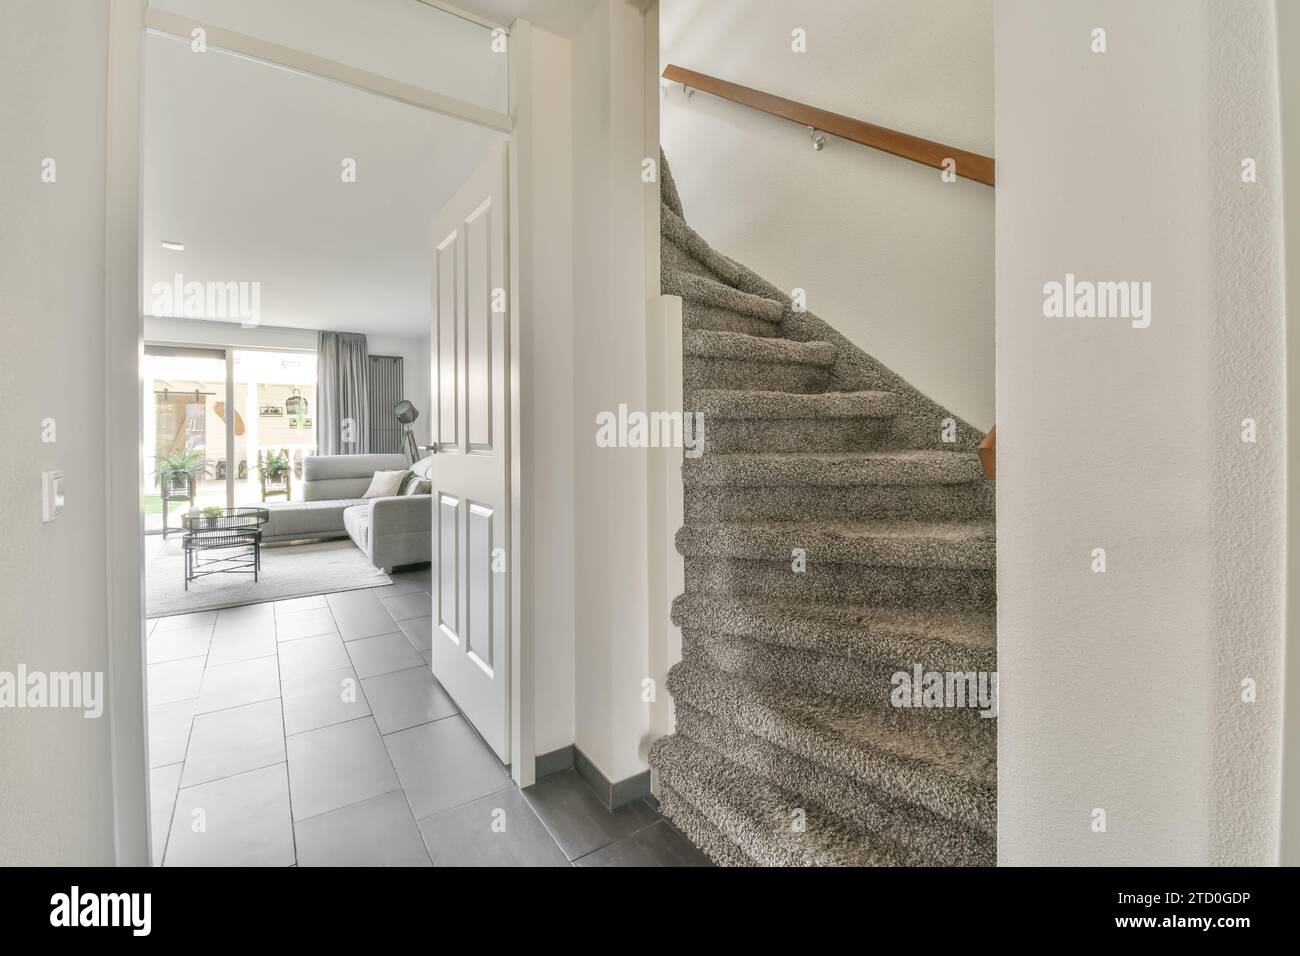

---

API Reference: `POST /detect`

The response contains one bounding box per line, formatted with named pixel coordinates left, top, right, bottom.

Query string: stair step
left=657, top=784, right=755, bottom=866
left=685, top=329, right=834, bottom=366
left=685, top=450, right=986, bottom=487
left=666, top=661, right=996, bottom=834
left=676, top=519, right=995, bottom=569
left=671, top=593, right=995, bottom=672
left=652, top=734, right=909, bottom=865
left=689, top=388, right=898, bottom=420
left=687, top=389, right=899, bottom=453
left=665, top=271, right=786, bottom=323
left=680, top=632, right=997, bottom=739
left=668, top=704, right=995, bottom=865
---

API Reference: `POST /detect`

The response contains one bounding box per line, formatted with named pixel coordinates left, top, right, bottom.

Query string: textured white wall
left=660, top=0, right=995, bottom=428
left=0, top=0, right=119, bottom=864
left=570, top=0, right=654, bottom=784
left=996, top=0, right=1285, bottom=865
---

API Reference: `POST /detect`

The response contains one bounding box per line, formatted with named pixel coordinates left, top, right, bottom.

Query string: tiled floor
left=146, top=566, right=710, bottom=867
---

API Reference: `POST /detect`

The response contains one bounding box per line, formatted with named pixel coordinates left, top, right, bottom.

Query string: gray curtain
left=317, top=331, right=370, bottom=454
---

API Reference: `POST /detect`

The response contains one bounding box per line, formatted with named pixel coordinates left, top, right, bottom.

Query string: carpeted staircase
left=648, top=152, right=996, bottom=866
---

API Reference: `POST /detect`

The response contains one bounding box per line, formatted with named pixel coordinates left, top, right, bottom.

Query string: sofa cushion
left=262, top=498, right=367, bottom=540
left=302, top=453, right=409, bottom=501
left=342, top=504, right=370, bottom=552
left=362, top=469, right=407, bottom=499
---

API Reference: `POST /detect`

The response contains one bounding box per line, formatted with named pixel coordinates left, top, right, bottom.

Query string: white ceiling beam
left=144, top=7, right=513, bottom=133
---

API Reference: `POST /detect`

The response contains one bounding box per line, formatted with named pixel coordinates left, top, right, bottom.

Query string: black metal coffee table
left=181, top=507, right=270, bottom=590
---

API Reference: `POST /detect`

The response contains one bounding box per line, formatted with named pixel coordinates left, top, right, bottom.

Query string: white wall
left=1278, top=0, right=1300, bottom=867
left=0, top=0, right=122, bottom=864
left=569, top=0, right=654, bottom=785
left=660, top=0, right=995, bottom=428
left=515, top=23, right=577, bottom=760
left=996, top=0, right=1286, bottom=865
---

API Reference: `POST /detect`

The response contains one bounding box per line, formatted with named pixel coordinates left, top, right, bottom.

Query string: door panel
left=428, top=141, right=510, bottom=761
left=435, top=233, right=458, bottom=449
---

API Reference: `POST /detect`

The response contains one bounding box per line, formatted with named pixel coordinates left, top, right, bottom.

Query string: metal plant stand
left=181, top=507, right=269, bottom=590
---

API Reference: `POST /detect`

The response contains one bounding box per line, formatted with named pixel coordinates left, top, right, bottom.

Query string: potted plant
left=201, top=505, right=224, bottom=528
left=155, top=450, right=212, bottom=498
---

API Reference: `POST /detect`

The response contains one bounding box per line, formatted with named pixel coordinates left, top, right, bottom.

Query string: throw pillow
left=395, top=470, right=416, bottom=495
left=403, top=477, right=430, bottom=496
left=362, top=469, right=407, bottom=499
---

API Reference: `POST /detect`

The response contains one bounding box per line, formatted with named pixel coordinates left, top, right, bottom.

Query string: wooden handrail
left=662, top=64, right=995, bottom=187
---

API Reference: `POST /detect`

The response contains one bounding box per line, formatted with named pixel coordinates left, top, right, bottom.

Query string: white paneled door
left=429, top=141, right=510, bottom=762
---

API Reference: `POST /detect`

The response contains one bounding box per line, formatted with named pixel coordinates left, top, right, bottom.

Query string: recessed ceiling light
left=161, top=240, right=184, bottom=251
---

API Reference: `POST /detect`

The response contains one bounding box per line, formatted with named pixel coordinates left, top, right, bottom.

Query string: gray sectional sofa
left=261, top=453, right=432, bottom=572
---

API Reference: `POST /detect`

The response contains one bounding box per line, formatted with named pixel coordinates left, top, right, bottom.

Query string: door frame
left=104, top=0, right=537, bottom=865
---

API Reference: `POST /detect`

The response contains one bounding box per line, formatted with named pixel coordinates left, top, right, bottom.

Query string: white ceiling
left=446, top=0, right=598, bottom=37
left=142, top=31, right=505, bottom=336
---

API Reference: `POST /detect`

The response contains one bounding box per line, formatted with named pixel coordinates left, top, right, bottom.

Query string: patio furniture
left=159, top=473, right=195, bottom=539
left=181, top=507, right=269, bottom=589
left=259, top=450, right=291, bottom=502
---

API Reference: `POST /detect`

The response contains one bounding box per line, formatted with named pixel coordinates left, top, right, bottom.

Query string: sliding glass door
left=232, top=349, right=317, bottom=508
left=142, top=346, right=229, bottom=535
left=142, top=344, right=316, bottom=534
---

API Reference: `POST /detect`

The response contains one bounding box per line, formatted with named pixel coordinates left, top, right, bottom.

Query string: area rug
left=146, top=537, right=391, bottom=618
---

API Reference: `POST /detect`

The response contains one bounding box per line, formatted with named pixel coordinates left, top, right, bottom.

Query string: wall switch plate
left=42, top=470, right=64, bottom=522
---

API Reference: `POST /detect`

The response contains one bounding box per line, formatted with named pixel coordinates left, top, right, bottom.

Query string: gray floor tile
left=154, top=610, right=217, bottom=633
left=148, top=698, right=197, bottom=768
left=205, top=622, right=277, bottom=667
left=150, top=763, right=183, bottom=867
left=275, top=607, right=339, bottom=643
left=384, top=716, right=510, bottom=820
left=281, top=665, right=371, bottom=736
left=285, top=717, right=400, bottom=821
left=147, top=657, right=207, bottom=706
left=362, top=665, right=458, bottom=734
left=346, top=632, right=425, bottom=680
left=522, top=768, right=660, bottom=860
left=195, top=656, right=280, bottom=715
left=327, top=589, right=400, bottom=641
left=165, top=763, right=296, bottom=867
left=275, top=594, right=327, bottom=615
left=398, top=615, right=433, bottom=652
left=378, top=590, right=431, bottom=622
left=214, top=602, right=275, bottom=632
left=574, top=820, right=713, bottom=867
left=278, top=632, right=352, bottom=680
left=295, top=790, right=431, bottom=867
left=181, top=698, right=286, bottom=788
left=146, top=623, right=213, bottom=665
left=418, top=788, right=569, bottom=867
left=420, top=648, right=433, bottom=668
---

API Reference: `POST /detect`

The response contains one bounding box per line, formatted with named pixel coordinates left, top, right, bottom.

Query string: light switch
left=42, top=470, right=64, bottom=522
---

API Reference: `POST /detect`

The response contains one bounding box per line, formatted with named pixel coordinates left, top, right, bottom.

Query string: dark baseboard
left=573, top=747, right=651, bottom=810
left=535, top=744, right=574, bottom=779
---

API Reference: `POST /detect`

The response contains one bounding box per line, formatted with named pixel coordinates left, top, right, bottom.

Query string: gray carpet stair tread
left=653, top=734, right=912, bottom=866
left=684, top=328, right=835, bottom=367
left=671, top=592, right=996, bottom=665
left=667, top=662, right=996, bottom=832
left=683, top=450, right=988, bottom=486
left=676, top=519, right=995, bottom=569
left=664, top=269, right=786, bottom=323
left=687, top=388, right=900, bottom=420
